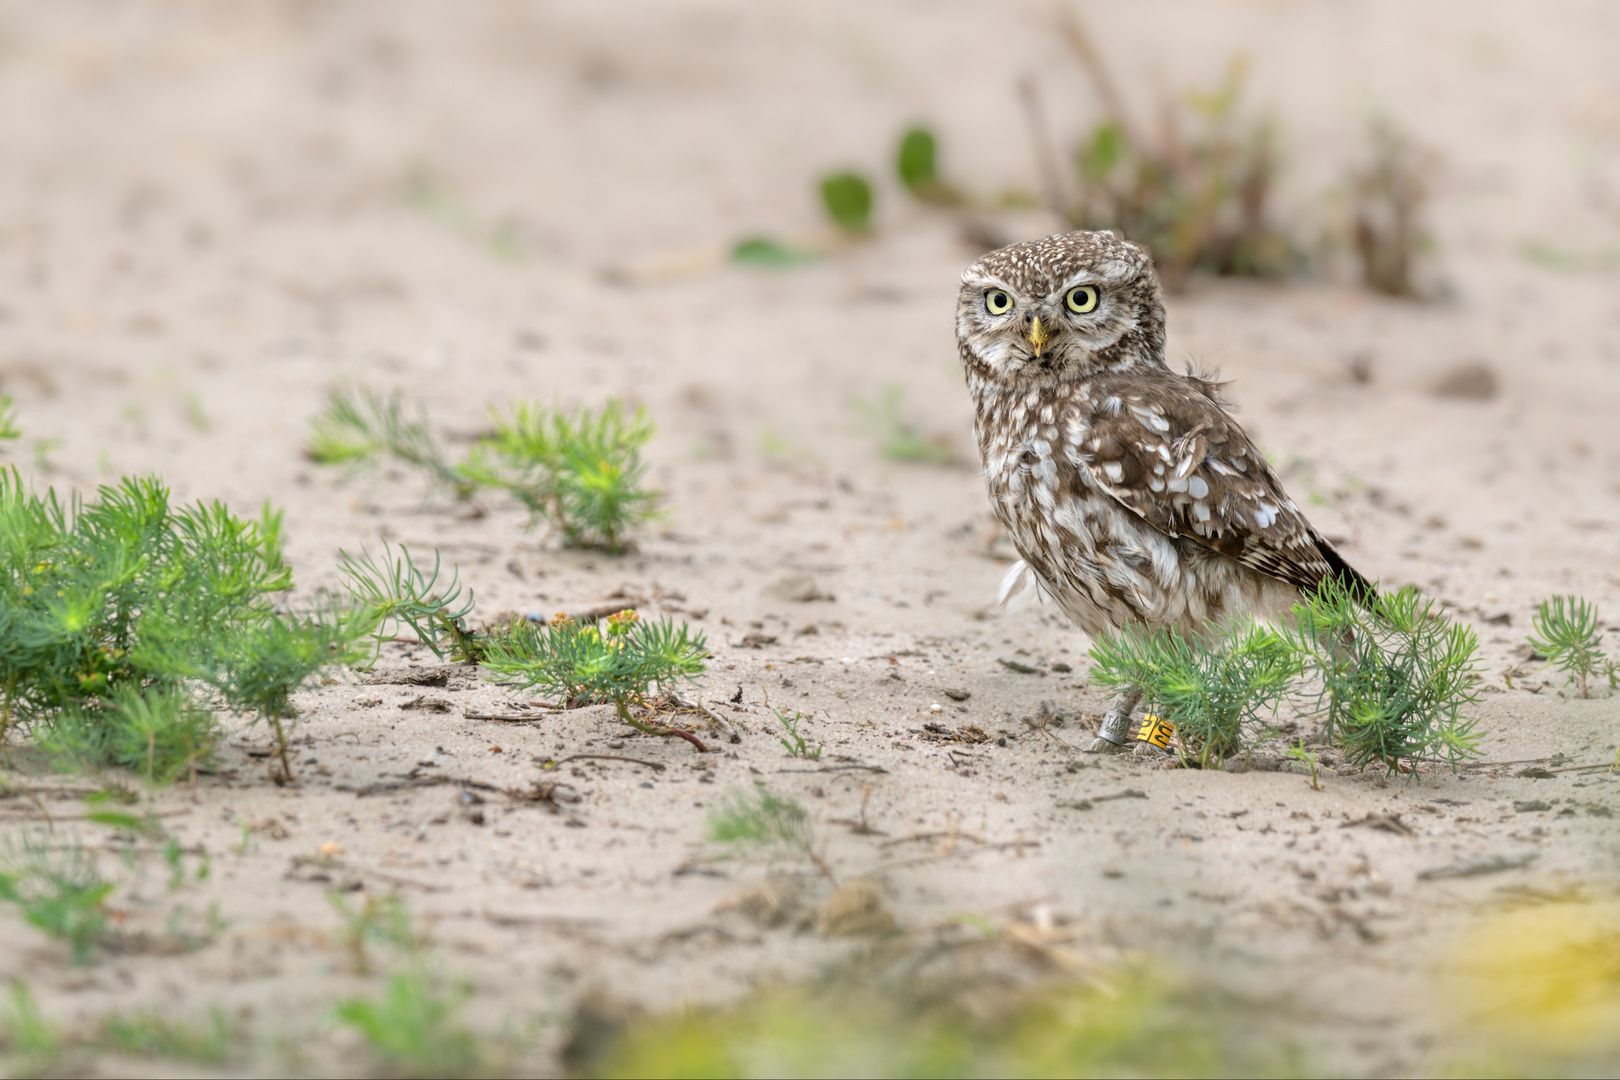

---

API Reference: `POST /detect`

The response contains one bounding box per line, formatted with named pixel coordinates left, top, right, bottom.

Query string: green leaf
left=820, top=171, right=874, bottom=234
left=897, top=127, right=939, bottom=193
left=1078, top=122, right=1123, bottom=182
left=731, top=236, right=819, bottom=267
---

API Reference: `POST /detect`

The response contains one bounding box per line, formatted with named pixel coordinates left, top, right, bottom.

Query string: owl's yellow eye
left=1066, top=285, right=1099, bottom=314
left=984, top=289, right=1012, bottom=315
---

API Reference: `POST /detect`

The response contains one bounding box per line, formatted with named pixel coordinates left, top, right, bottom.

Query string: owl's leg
left=1087, top=688, right=1142, bottom=753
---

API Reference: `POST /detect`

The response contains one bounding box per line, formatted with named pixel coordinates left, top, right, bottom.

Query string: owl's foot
left=1085, top=735, right=1130, bottom=754
left=1130, top=740, right=1169, bottom=760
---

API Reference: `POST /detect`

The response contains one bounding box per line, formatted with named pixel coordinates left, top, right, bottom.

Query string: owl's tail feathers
left=998, top=559, right=1054, bottom=611
left=1312, top=536, right=1378, bottom=607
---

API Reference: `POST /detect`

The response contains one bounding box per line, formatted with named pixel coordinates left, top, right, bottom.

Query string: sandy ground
left=0, top=1, right=1617, bottom=1075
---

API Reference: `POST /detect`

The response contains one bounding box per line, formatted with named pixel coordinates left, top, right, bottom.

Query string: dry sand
left=0, top=2, right=1616, bottom=1074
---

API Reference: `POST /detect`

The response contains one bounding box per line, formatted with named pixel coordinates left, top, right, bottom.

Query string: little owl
left=957, top=231, right=1371, bottom=750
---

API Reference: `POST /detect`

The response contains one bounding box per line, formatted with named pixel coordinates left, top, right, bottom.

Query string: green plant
left=707, top=781, right=833, bottom=882
left=895, top=126, right=961, bottom=206
left=820, top=171, right=874, bottom=234
left=1090, top=621, right=1302, bottom=767
left=851, top=386, right=955, bottom=465
left=1, top=981, right=59, bottom=1072
left=1051, top=15, right=1294, bottom=288
left=0, top=472, right=358, bottom=781
left=482, top=610, right=709, bottom=750
left=775, top=709, right=822, bottom=759
left=0, top=835, right=113, bottom=964
left=335, top=967, right=483, bottom=1079
left=330, top=891, right=417, bottom=975
left=100, top=1008, right=231, bottom=1064
left=461, top=398, right=658, bottom=553
left=1285, top=744, right=1323, bottom=791
left=309, top=391, right=660, bottom=553
left=1528, top=595, right=1617, bottom=699
left=1347, top=120, right=1436, bottom=298
left=0, top=397, right=19, bottom=450
left=307, top=387, right=467, bottom=494
left=731, top=236, right=819, bottom=268
left=1288, top=581, right=1483, bottom=772
left=339, top=543, right=484, bottom=665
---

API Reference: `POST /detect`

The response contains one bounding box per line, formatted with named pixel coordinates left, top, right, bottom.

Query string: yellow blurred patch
left=1447, top=900, right=1620, bottom=1054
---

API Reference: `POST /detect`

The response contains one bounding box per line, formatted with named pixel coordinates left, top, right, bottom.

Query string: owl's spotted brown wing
left=1067, top=371, right=1370, bottom=597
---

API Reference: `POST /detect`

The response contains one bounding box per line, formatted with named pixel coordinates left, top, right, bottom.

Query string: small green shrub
left=0, top=835, right=113, bottom=964
left=820, top=171, right=874, bottom=234
left=707, top=780, right=831, bottom=881
left=461, top=399, right=658, bottom=553
left=1089, top=621, right=1301, bottom=767
left=851, top=386, right=955, bottom=465
left=309, top=391, right=659, bottom=553
left=1528, top=595, right=1617, bottom=698
left=1288, top=581, right=1482, bottom=771
left=339, top=543, right=484, bottom=665
left=335, top=967, right=483, bottom=1079
left=0, top=472, right=356, bottom=781
left=481, top=610, right=709, bottom=749
left=1347, top=120, right=1436, bottom=298
left=1, top=982, right=59, bottom=1070
left=330, top=891, right=418, bottom=975
left=99, top=1008, right=231, bottom=1064
left=895, top=126, right=962, bottom=206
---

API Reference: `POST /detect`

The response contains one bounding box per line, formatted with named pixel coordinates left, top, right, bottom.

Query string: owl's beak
left=1027, top=316, right=1049, bottom=358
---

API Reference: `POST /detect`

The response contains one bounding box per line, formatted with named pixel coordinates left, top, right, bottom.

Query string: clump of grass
left=306, top=387, right=466, bottom=495
left=775, top=709, right=821, bottom=759
left=308, top=390, right=659, bottom=553
left=1528, top=595, right=1617, bottom=698
left=339, top=543, right=484, bottom=666
left=481, top=610, right=710, bottom=751
left=851, top=386, right=955, bottom=465
left=707, top=781, right=833, bottom=883
left=329, top=891, right=418, bottom=975
left=1, top=981, right=60, bottom=1073
left=820, top=171, right=874, bottom=234
left=99, top=1008, right=232, bottom=1065
left=461, top=398, right=658, bottom=553
left=1048, top=16, right=1294, bottom=288
left=335, top=968, right=484, bottom=1079
left=0, top=397, right=19, bottom=450
left=1089, top=621, right=1301, bottom=767
left=0, top=472, right=356, bottom=782
left=1288, top=581, right=1482, bottom=771
left=0, top=835, right=113, bottom=964
left=1347, top=120, right=1436, bottom=298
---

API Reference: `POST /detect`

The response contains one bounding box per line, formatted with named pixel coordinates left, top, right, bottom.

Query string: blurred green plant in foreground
left=309, top=388, right=659, bottom=553
left=851, top=385, right=956, bottom=465
left=1439, top=900, right=1620, bottom=1076
left=577, top=962, right=1302, bottom=1079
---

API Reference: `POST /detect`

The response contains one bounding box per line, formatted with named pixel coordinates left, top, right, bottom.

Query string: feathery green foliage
left=335, top=967, right=483, bottom=1079
left=852, top=385, right=955, bottom=465
left=1090, top=621, right=1301, bottom=767
left=1528, top=595, right=1617, bottom=698
left=99, top=1008, right=232, bottom=1065
left=705, top=780, right=834, bottom=882
left=462, top=398, right=658, bottom=552
left=308, top=390, right=659, bottom=553
left=481, top=610, right=708, bottom=747
left=339, top=543, right=483, bottom=664
left=0, top=835, right=113, bottom=964
left=305, top=387, right=466, bottom=493
left=1288, top=581, right=1482, bottom=771
left=0, top=471, right=357, bottom=781
left=820, top=171, right=874, bottom=233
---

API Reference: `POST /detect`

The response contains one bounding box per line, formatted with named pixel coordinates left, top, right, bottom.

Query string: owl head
left=956, top=231, right=1167, bottom=385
